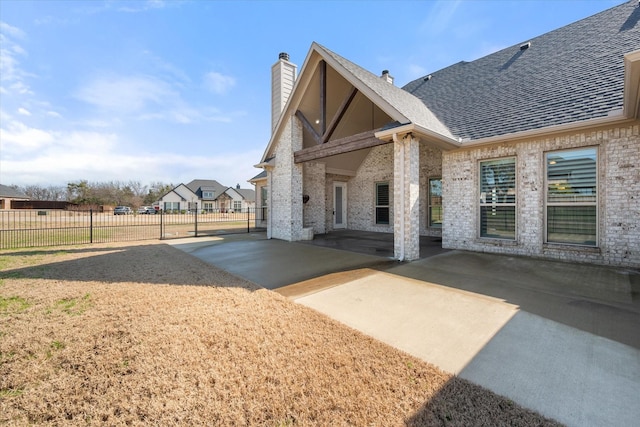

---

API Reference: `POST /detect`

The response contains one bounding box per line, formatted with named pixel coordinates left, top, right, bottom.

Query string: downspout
left=267, top=169, right=273, bottom=239
left=393, top=133, right=405, bottom=262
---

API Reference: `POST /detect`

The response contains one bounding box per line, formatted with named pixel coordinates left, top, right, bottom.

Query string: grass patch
left=0, top=295, right=30, bottom=315
left=0, top=387, right=24, bottom=399
left=49, top=294, right=91, bottom=316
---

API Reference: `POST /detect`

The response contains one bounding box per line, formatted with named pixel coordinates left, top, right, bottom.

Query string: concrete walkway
left=166, top=233, right=640, bottom=427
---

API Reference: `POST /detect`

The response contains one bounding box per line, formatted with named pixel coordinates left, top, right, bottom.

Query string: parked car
left=114, top=206, right=132, bottom=215
left=144, top=206, right=157, bottom=214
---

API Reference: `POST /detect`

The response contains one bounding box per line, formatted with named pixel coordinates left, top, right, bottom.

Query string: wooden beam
left=322, top=87, right=358, bottom=143
left=295, top=110, right=321, bottom=144
left=294, top=129, right=389, bottom=163
left=320, top=60, right=326, bottom=136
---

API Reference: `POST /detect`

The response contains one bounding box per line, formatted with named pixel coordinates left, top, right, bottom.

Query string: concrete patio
left=167, top=231, right=640, bottom=427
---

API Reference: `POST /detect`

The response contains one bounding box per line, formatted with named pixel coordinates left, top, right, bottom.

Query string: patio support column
left=393, top=133, right=420, bottom=261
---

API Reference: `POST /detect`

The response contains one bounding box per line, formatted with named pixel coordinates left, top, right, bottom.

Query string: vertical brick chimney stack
left=271, top=52, right=297, bottom=132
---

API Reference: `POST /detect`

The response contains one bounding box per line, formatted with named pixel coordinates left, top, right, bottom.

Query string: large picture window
left=429, top=178, right=442, bottom=228
left=479, top=158, right=516, bottom=239
left=375, top=182, right=390, bottom=225
left=546, top=148, right=597, bottom=246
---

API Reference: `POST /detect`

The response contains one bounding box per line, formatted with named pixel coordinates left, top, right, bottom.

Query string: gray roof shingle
left=0, top=184, right=29, bottom=199
left=403, top=0, right=640, bottom=140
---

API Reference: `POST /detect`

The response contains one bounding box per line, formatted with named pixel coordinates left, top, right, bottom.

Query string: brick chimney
left=271, top=52, right=297, bottom=132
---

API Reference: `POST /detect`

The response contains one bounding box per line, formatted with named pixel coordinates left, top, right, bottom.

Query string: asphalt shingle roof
left=185, top=179, right=226, bottom=195
left=402, top=0, right=640, bottom=141
left=0, top=184, right=29, bottom=199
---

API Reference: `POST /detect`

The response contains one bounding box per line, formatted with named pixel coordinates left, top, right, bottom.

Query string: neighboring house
left=185, top=179, right=228, bottom=212
left=0, top=184, right=29, bottom=209
left=158, top=179, right=256, bottom=213
left=256, top=1, right=640, bottom=268
left=224, top=184, right=256, bottom=213
left=158, top=184, right=199, bottom=212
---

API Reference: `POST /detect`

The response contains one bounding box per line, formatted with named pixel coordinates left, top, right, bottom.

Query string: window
left=546, top=148, right=597, bottom=246
left=429, top=178, right=442, bottom=228
left=479, top=158, right=516, bottom=239
left=261, top=187, right=268, bottom=207
left=233, top=200, right=242, bottom=211
left=203, top=202, right=213, bottom=212
left=375, top=182, right=390, bottom=225
left=202, top=191, right=214, bottom=199
left=164, top=201, right=179, bottom=211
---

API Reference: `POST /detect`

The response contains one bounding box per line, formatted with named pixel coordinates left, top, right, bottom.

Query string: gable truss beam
left=295, top=110, right=321, bottom=144
left=294, top=129, right=388, bottom=163
left=322, top=87, right=358, bottom=143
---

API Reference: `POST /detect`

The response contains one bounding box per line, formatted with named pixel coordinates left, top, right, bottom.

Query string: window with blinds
left=479, top=158, right=516, bottom=239
left=375, top=182, right=389, bottom=225
left=546, top=148, right=597, bottom=246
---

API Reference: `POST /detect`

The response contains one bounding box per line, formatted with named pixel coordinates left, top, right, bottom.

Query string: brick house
left=256, top=1, right=640, bottom=268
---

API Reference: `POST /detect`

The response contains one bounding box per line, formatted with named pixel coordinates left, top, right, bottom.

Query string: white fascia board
left=624, top=50, right=640, bottom=119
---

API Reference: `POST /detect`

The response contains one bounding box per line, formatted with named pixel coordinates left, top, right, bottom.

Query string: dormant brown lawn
left=0, top=241, right=561, bottom=426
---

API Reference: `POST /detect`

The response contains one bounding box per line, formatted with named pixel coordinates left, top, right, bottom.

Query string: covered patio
left=301, top=229, right=448, bottom=259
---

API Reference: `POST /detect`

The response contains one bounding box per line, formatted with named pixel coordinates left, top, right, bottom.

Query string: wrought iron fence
left=0, top=208, right=267, bottom=250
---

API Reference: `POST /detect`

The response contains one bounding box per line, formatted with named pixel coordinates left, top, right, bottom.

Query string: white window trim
left=544, top=146, right=599, bottom=247
left=478, top=156, right=517, bottom=241
left=428, top=177, right=442, bottom=228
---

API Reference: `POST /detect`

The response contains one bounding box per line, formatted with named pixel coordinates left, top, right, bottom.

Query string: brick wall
left=269, top=117, right=304, bottom=241
left=442, top=124, right=640, bottom=268
left=303, top=162, right=326, bottom=234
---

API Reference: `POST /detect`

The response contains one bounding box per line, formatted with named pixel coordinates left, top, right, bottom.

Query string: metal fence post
left=247, top=208, right=250, bottom=233
left=90, top=209, right=93, bottom=243
left=194, top=206, right=198, bottom=237
left=160, top=210, right=164, bottom=240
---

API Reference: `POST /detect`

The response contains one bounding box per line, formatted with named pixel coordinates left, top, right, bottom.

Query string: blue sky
left=0, top=0, right=624, bottom=190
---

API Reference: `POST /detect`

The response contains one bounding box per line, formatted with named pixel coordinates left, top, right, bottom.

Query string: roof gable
left=262, top=42, right=454, bottom=162
left=186, top=179, right=226, bottom=194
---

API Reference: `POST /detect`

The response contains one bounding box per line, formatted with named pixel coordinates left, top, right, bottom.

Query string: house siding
left=442, top=124, right=640, bottom=268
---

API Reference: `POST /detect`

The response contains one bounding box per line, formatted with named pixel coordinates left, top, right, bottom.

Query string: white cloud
left=0, top=22, right=25, bottom=39
left=17, top=107, right=31, bottom=116
left=74, top=74, right=175, bottom=113
left=419, top=0, right=462, bottom=35
left=203, top=71, right=236, bottom=94
left=0, top=121, right=55, bottom=154
left=46, top=110, right=62, bottom=118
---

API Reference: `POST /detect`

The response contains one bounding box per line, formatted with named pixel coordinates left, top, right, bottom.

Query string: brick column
left=393, top=133, right=420, bottom=260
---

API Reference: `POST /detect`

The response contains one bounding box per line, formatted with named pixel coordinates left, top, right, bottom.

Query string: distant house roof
left=0, top=184, right=29, bottom=199
left=186, top=179, right=227, bottom=195
left=249, top=170, right=267, bottom=182
left=402, top=1, right=640, bottom=140
left=234, top=188, right=255, bottom=200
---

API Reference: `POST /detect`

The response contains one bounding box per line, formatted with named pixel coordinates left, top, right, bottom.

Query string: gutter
left=462, top=111, right=635, bottom=148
